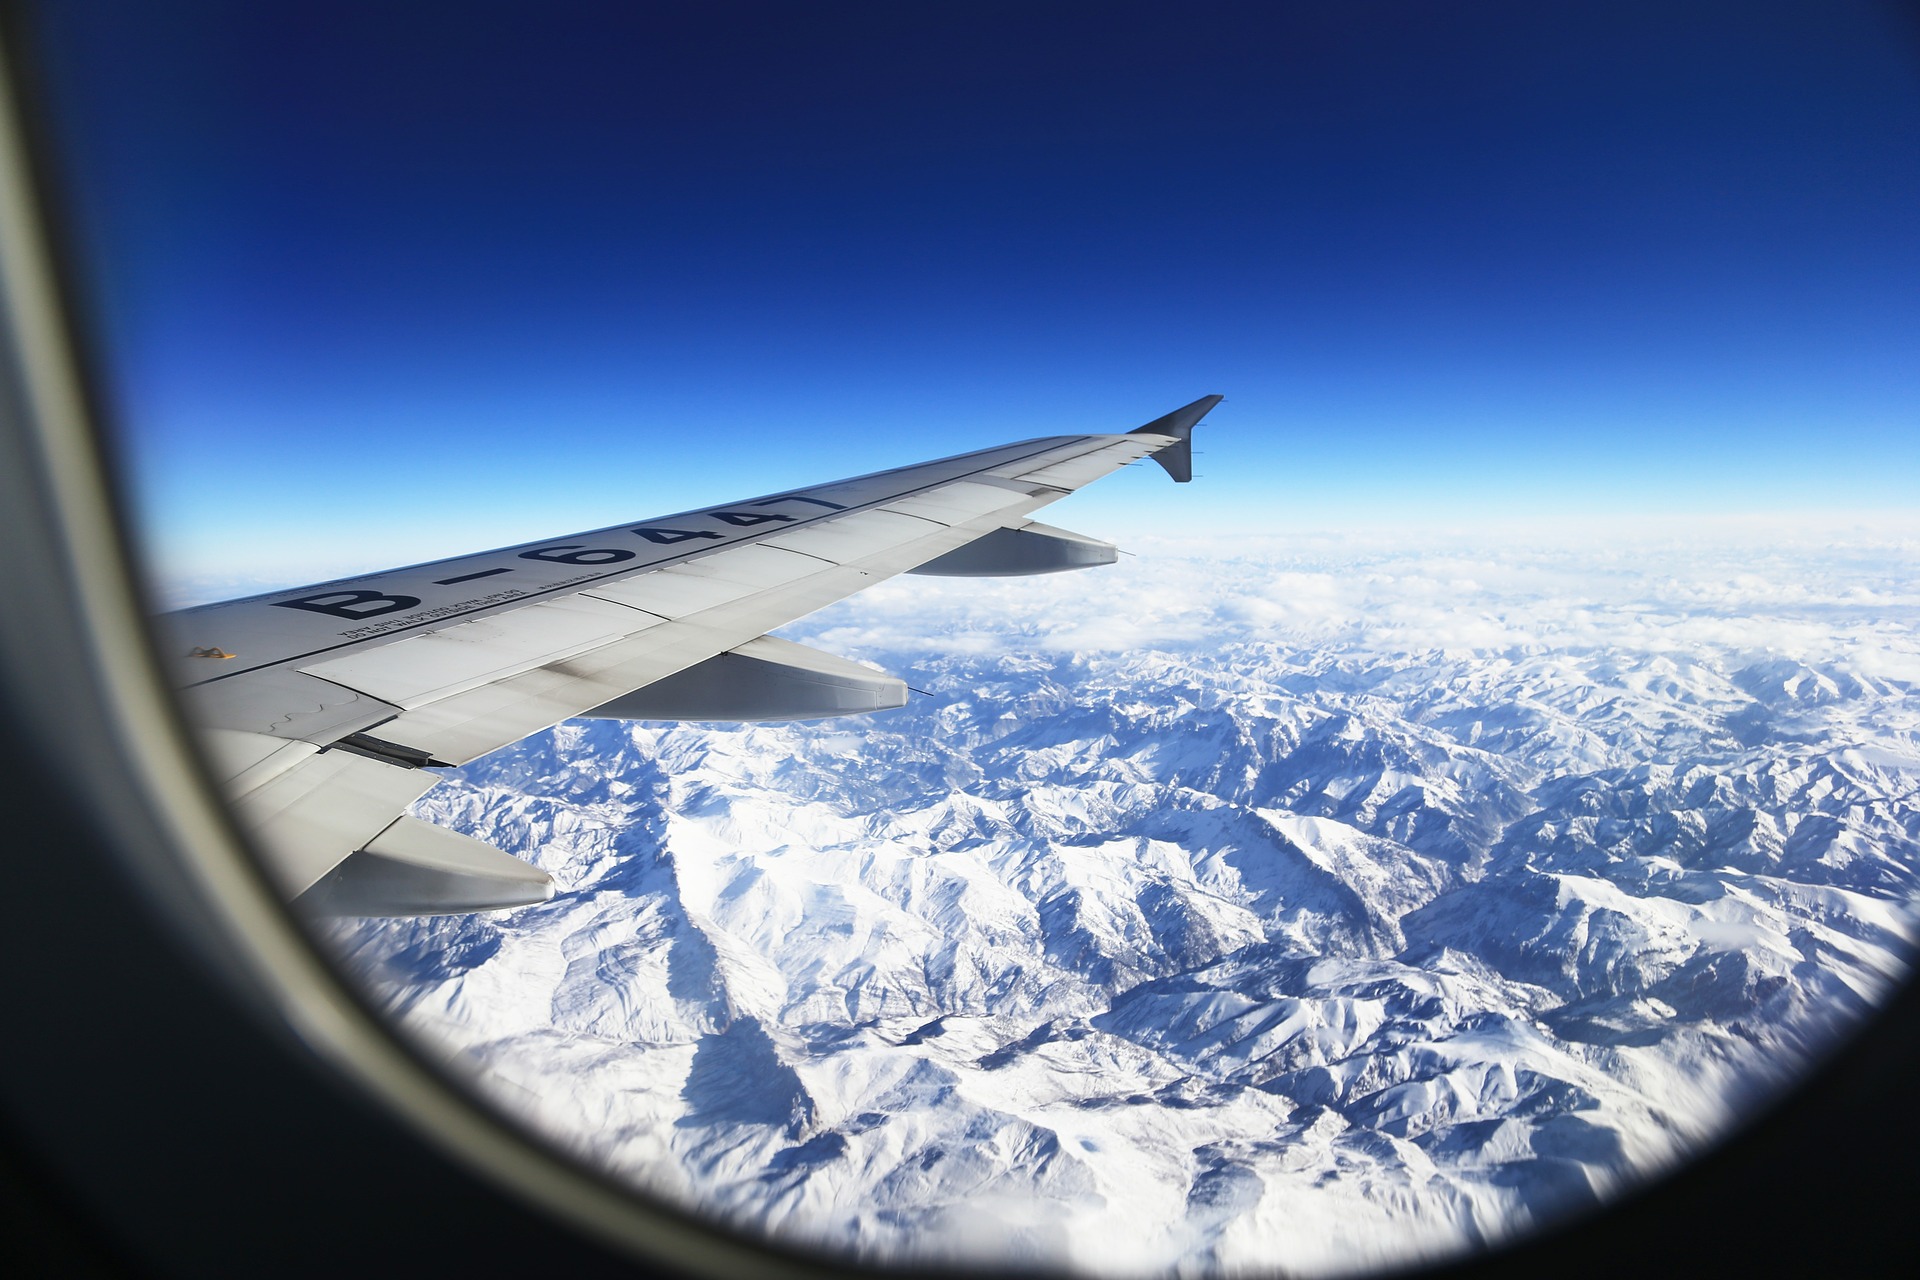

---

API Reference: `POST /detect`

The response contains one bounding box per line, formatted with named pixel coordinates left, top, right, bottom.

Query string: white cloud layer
left=789, top=518, right=1920, bottom=681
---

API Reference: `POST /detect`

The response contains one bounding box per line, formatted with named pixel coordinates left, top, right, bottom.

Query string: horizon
left=27, top=1, right=1919, bottom=595
left=149, top=505, right=1920, bottom=617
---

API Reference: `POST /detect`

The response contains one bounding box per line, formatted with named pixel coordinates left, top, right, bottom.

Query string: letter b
left=272, top=589, right=422, bottom=619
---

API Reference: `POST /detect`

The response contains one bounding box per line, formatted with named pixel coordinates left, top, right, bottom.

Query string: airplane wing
left=163, top=395, right=1223, bottom=916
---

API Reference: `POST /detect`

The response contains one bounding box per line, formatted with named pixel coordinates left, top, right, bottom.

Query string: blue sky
left=31, top=1, right=1920, bottom=591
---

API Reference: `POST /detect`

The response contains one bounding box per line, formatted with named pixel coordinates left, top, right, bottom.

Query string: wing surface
left=164, top=395, right=1223, bottom=914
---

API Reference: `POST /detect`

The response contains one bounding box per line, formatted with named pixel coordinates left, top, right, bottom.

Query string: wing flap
left=297, top=595, right=661, bottom=710
left=229, top=747, right=443, bottom=896
left=369, top=620, right=731, bottom=765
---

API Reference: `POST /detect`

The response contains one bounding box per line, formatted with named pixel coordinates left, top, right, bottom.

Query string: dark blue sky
left=30, top=1, right=1920, bottom=587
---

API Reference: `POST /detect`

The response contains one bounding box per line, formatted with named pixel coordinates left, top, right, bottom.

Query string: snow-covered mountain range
left=324, top=525, right=1920, bottom=1276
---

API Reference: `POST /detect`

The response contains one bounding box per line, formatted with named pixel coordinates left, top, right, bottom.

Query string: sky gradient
left=28, top=1, right=1920, bottom=592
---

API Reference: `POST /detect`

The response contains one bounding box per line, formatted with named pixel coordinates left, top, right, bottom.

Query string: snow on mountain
left=324, top=524, right=1920, bottom=1276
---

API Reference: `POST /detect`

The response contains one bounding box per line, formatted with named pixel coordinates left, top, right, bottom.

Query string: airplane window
left=5, top=2, right=1919, bottom=1276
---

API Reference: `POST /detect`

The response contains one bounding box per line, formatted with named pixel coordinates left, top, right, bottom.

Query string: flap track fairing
left=293, top=816, right=554, bottom=917
left=907, top=520, right=1117, bottom=577
left=582, top=635, right=906, bottom=723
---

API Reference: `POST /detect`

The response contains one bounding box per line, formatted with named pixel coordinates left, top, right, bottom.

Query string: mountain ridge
left=326, top=541, right=1920, bottom=1275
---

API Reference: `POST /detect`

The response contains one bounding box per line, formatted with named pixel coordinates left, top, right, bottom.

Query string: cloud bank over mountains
left=326, top=526, right=1920, bottom=1275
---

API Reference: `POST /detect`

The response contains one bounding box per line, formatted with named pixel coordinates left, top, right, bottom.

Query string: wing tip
left=1130, top=394, right=1223, bottom=482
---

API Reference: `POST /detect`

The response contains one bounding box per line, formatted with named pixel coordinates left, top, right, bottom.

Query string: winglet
left=1129, top=394, right=1223, bottom=483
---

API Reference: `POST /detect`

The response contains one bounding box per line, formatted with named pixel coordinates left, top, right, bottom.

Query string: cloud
left=785, top=517, right=1920, bottom=682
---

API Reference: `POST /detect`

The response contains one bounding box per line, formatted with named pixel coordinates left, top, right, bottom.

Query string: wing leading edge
left=167, top=395, right=1224, bottom=916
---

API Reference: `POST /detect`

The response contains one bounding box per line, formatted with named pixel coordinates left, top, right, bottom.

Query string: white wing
left=164, top=396, right=1222, bottom=915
